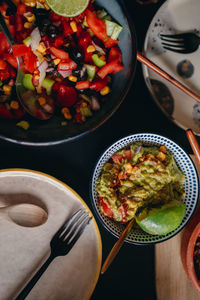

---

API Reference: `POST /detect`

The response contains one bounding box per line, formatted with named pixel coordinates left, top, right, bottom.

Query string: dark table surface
left=0, top=0, right=196, bottom=299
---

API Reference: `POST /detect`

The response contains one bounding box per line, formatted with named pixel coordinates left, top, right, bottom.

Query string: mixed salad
left=97, top=143, right=185, bottom=223
left=0, top=0, right=123, bottom=127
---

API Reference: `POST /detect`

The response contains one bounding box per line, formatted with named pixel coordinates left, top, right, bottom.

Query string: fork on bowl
left=160, top=33, right=200, bottom=54
left=15, top=209, right=92, bottom=300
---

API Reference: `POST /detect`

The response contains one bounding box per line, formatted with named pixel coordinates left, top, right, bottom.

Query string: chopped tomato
left=54, top=36, right=64, bottom=48
left=104, top=37, right=119, bottom=48
left=7, top=64, right=16, bottom=78
left=124, top=150, right=132, bottom=160
left=12, top=44, right=29, bottom=57
left=97, top=59, right=123, bottom=79
left=4, top=53, right=18, bottom=69
left=62, top=21, right=73, bottom=36
left=112, top=154, right=123, bottom=164
left=49, top=11, right=62, bottom=22
left=17, top=3, right=27, bottom=15
left=0, top=69, right=10, bottom=81
left=57, top=59, right=77, bottom=71
left=99, top=197, right=113, bottom=218
left=75, top=80, right=90, bottom=90
left=55, top=84, right=77, bottom=107
left=78, top=30, right=92, bottom=49
left=108, top=47, right=122, bottom=63
left=90, top=77, right=109, bottom=92
left=50, top=47, right=69, bottom=60
left=85, top=9, right=107, bottom=41
left=0, top=59, right=7, bottom=70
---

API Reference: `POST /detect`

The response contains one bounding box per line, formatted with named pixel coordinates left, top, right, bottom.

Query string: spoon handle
left=101, top=218, right=135, bottom=274
left=186, top=129, right=200, bottom=168
left=0, top=11, right=15, bottom=46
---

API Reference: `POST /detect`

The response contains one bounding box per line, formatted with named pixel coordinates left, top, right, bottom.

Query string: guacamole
left=97, top=143, right=185, bottom=223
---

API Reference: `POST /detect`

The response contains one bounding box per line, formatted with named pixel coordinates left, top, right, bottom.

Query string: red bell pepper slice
left=4, top=53, right=18, bottom=69
left=90, top=77, right=109, bottom=92
left=23, top=49, right=37, bottom=73
left=97, top=59, right=123, bottom=79
left=57, top=59, right=77, bottom=71
left=99, top=197, right=114, bottom=219
left=50, top=47, right=69, bottom=60
left=12, top=44, right=30, bottom=57
left=108, top=47, right=122, bottom=63
left=85, top=9, right=107, bottom=41
left=104, top=37, right=119, bottom=48
left=17, top=3, right=27, bottom=15
left=56, top=84, right=77, bottom=107
left=0, top=59, right=7, bottom=70
left=75, top=80, right=90, bottom=90
left=0, top=69, right=10, bottom=81
left=15, top=14, right=23, bottom=32
left=112, top=154, right=123, bottom=164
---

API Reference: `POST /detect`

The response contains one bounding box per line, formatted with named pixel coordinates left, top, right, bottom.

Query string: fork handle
left=15, top=254, right=55, bottom=300
left=0, top=11, right=15, bottom=47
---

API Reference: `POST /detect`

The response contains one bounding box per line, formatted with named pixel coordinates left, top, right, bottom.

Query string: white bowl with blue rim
left=91, top=133, right=199, bottom=245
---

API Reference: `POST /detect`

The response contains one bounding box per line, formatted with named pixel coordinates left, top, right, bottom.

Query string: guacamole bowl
left=90, top=133, right=199, bottom=245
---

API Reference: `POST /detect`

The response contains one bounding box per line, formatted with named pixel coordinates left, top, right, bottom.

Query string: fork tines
left=55, top=209, right=92, bottom=244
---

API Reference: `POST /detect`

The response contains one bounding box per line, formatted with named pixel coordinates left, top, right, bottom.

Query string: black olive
left=34, top=8, right=49, bottom=18
left=46, top=25, right=59, bottom=38
left=41, top=18, right=51, bottom=27
left=6, top=7, right=15, bottom=16
left=67, top=46, right=83, bottom=64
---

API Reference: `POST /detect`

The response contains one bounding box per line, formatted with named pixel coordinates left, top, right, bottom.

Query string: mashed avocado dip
left=97, top=143, right=185, bottom=224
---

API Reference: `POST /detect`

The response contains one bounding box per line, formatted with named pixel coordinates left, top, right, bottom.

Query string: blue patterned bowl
left=91, top=133, right=199, bottom=245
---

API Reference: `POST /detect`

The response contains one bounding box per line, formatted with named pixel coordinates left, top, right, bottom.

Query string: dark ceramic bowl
left=1, top=0, right=137, bottom=146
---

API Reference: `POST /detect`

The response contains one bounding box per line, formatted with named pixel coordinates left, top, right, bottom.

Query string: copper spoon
left=0, top=203, right=48, bottom=227
left=101, top=217, right=135, bottom=274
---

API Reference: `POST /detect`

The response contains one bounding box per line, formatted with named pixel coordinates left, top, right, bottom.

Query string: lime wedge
left=46, top=0, right=90, bottom=17
left=136, top=200, right=186, bottom=235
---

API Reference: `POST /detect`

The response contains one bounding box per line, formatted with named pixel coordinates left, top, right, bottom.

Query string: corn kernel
left=24, top=0, right=36, bottom=7
left=5, top=19, right=9, bottom=25
left=16, top=120, right=30, bottom=130
left=10, top=101, right=19, bottom=110
left=64, top=112, right=72, bottom=120
left=55, top=77, right=62, bottom=82
left=87, top=45, right=95, bottom=53
left=27, top=13, right=36, bottom=23
left=3, top=85, right=12, bottom=95
left=24, top=22, right=33, bottom=29
left=34, top=70, right=39, bottom=74
left=70, top=21, right=77, bottom=32
left=37, top=42, right=46, bottom=54
left=99, top=55, right=106, bottom=61
left=38, top=0, right=45, bottom=3
left=53, top=58, right=61, bottom=65
left=35, top=75, right=40, bottom=80
left=81, top=102, right=87, bottom=108
left=61, top=107, right=70, bottom=114
left=68, top=75, right=77, bottom=82
left=61, top=121, right=67, bottom=126
left=100, top=86, right=110, bottom=96
left=38, top=97, right=46, bottom=106
left=44, top=3, right=50, bottom=10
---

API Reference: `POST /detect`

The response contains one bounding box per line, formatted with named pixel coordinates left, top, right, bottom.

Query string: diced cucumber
left=84, top=64, right=96, bottom=82
left=105, top=20, right=117, bottom=37
left=97, top=9, right=107, bottom=19
left=103, top=15, right=112, bottom=21
left=22, top=74, right=35, bottom=91
left=0, top=80, right=3, bottom=87
left=92, top=54, right=106, bottom=68
left=41, top=78, right=55, bottom=95
left=111, top=24, right=123, bottom=40
left=23, top=36, right=32, bottom=47
left=87, top=28, right=94, bottom=37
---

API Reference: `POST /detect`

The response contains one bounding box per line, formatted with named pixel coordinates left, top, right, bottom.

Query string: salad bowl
left=0, top=0, right=137, bottom=145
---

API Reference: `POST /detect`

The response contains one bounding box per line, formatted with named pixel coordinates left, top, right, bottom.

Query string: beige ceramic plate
left=0, top=169, right=102, bottom=300
left=142, top=0, right=200, bottom=135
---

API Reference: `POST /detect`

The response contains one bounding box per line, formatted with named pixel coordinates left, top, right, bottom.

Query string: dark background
left=0, top=0, right=195, bottom=299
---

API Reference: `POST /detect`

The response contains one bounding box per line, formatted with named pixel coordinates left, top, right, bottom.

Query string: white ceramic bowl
left=91, top=133, right=199, bottom=245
